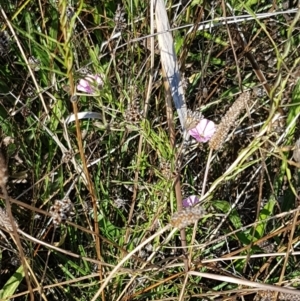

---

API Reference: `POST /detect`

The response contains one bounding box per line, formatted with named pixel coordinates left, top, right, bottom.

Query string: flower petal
left=189, top=119, right=216, bottom=143
left=77, top=79, right=93, bottom=93
left=182, top=195, right=200, bottom=208
left=94, top=75, right=104, bottom=87
left=77, top=74, right=104, bottom=94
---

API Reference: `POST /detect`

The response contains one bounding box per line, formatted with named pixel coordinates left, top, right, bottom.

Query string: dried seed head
left=125, top=100, right=142, bottom=124
left=257, top=240, right=275, bottom=253
left=113, top=197, right=128, bottom=209
left=0, top=151, right=8, bottom=189
left=78, top=67, right=91, bottom=77
left=125, top=87, right=142, bottom=124
left=293, top=138, right=300, bottom=163
left=0, top=207, right=18, bottom=231
left=61, top=150, right=73, bottom=164
left=159, top=158, right=172, bottom=178
left=184, top=109, right=203, bottom=131
left=253, top=86, right=266, bottom=98
left=209, top=91, right=250, bottom=150
left=66, top=6, right=74, bottom=20
left=254, top=290, right=300, bottom=301
left=28, top=55, right=41, bottom=71
left=49, top=198, right=75, bottom=226
left=2, top=136, right=14, bottom=147
left=170, top=206, right=206, bottom=229
left=25, top=85, right=35, bottom=97
left=0, top=31, right=10, bottom=56
left=21, top=106, right=31, bottom=118
left=114, top=4, right=126, bottom=31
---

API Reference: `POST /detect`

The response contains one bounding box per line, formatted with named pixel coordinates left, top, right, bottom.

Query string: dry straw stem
left=155, top=0, right=190, bottom=274
left=155, top=0, right=187, bottom=129
left=188, top=271, right=300, bottom=298
left=209, top=91, right=250, bottom=150
left=58, top=1, right=105, bottom=298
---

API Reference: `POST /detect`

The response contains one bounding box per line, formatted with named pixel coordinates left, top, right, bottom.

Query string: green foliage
left=0, top=265, right=24, bottom=299
left=0, top=0, right=299, bottom=300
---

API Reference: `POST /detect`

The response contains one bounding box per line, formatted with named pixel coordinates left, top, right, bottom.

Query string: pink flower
left=77, top=74, right=104, bottom=94
left=189, top=119, right=216, bottom=143
left=182, top=195, right=200, bottom=208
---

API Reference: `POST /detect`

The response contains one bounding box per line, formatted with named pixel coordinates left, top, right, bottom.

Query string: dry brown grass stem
left=0, top=150, right=35, bottom=301
left=209, top=91, right=250, bottom=150
left=52, top=2, right=105, bottom=299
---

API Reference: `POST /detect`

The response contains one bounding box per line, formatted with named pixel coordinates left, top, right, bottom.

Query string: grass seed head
left=293, top=138, right=300, bottom=163
left=209, top=91, right=250, bottom=150
left=125, top=100, right=142, bottom=124
left=114, top=4, right=127, bottom=31
left=170, top=206, right=206, bottom=229
left=49, top=198, right=75, bottom=226
left=0, top=31, right=10, bottom=56
left=184, top=109, right=203, bottom=131
left=0, top=207, right=18, bottom=231
left=254, top=290, right=300, bottom=301
left=0, top=151, right=8, bottom=189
